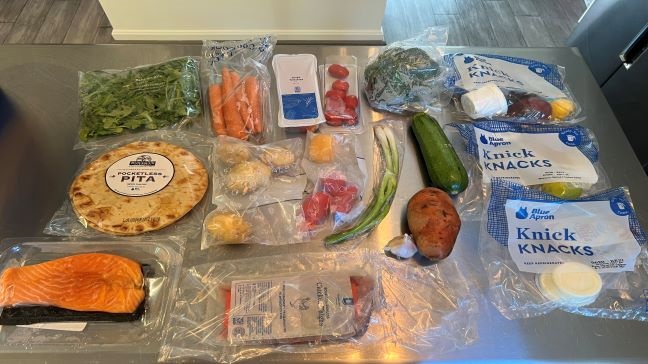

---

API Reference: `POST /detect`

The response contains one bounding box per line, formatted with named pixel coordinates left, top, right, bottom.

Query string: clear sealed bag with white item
left=363, top=27, right=448, bottom=115
left=318, top=55, right=365, bottom=133
left=201, top=200, right=303, bottom=248
left=273, top=54, right=325, bottom=130
left=212, top=135, right=306, bottom=210
left=76, top=57, right=203, bottom=149
left=299, top=132, right=365, bottom=237
left=202, top=36, right=276, bottom=143
left=44, top=131, right=212, bottom=239
left=158, top=250, right=478, bottom=363
left=442, top=53, right=581, bottom=122
left=480, top=179, right=648, bottom=320
left=447, top=120, right=609, bottom=220
left=0, top=237, right=183, bottom=352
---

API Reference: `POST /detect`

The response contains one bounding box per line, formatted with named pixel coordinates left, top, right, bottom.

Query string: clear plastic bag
left=300, top=132, right=365, bottom=236
left=442, top=53, right=581, bottom=122
left=212, top=135, right=306, bottom=210
left=201, top=200, right=303, bottom=248
left=363, top=27, right=448, bottom=115
left=447, top=120, right=610, bottom=220
left=158, top=249, right=478, bottom=363
left=0, top=237, right=183, bottom=352
left=480, top=179, right=648, bottom=320
left=44, top=131, right=213, bottom=239
left=76, top=57, right=203, bottom=149
left=323, top=120, right=406, bottom=246
left=202, top=36, right=276, bottom=143
left=319, top=55, right=365, bottom=133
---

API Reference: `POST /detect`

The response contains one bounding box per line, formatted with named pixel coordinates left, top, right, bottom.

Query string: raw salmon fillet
left=0, top=253, right=144, bottom=313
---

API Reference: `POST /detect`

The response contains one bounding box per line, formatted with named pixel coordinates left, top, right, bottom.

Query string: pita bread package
left=45, top=131, right=213, bottom=239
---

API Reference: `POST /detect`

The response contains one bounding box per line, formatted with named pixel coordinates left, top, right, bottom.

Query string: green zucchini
left=411, top=113, right=468, bottom=195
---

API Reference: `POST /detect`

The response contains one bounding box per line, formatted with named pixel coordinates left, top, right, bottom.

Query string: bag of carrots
left=202, top=36, right=277, bottom=143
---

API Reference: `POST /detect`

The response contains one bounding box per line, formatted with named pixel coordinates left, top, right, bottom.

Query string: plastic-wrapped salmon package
left=158, top=250, right=478, bottom=363
left=202, top=35, right=276, bottom=143
left=0, top=237, right=183, bottom=352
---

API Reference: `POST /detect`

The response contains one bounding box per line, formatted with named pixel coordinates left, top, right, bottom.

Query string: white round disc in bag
left=460, top=83, right=508, bottom=119
left=536, top=272, right=561, bottom=301
left=551, top=262, right=602, bottom=300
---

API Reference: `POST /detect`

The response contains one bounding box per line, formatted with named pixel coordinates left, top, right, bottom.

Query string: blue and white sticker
left=453, top=120, right=599, bottom=185
left=487, top=180, right=646, bottom=274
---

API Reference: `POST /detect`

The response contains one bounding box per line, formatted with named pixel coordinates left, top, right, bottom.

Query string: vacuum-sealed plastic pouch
left=480, top=179, right=648, bottom=320
left=201, top=199, right=304, bottom=248
left=202, top=36, right=276, bottom=143
left=363, top=27, right=448, bottom=115
left=0, top=237, right=183, bottom=351
left=443, top=53, right=581, bottom=122
left=76, top=57, right=203, bottom=149
left=273, top=54, right=325, bottom=129
left=319, top=55, right=364, bottom=133
left=44, top=131, right=213, bottom=240
left=158, top=250, right=478, bottom=363
left=447, top=120, right=609, bottom=220
left=300, top=132, right=365, bottom=236
left=212, top=135, right=306, bottom=210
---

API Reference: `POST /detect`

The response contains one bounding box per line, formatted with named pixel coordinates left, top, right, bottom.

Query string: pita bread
left=70, top=141, right=208, bottom=235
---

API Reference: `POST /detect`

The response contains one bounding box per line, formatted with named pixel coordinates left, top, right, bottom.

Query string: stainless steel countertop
left=0, top=45, right=647, bottom=363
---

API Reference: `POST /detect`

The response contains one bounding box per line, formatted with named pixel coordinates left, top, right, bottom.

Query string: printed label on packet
left=105, top=153, right=175, bottom=197
left=452, top=54, right=567, bottom=99
left=475, top=126, right=598, bottom=185
left=227, top=275, right=356, bottom=343
left=505, top=199, right=641, bottom=273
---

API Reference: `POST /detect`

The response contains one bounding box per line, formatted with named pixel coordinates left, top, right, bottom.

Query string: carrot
left=230, top=71, right=252, bottom=133
left=208, top=84, right=226, bottom=136
left=221, top=67, right=248, bottom=140
left=244, top=75, right=263, bottom=134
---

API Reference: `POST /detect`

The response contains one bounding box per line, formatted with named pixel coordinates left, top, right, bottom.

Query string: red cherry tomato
left=328, top=64, right=350, bottom=79
left=332, top=80, right=350, bottom=92
left=325, top=112, right=344, bottom=126
left=325, top=89, right=346, bottom=99
left=331, top=191, right=358, bottom=213
left=321, top=178, right=349, bottom=196
left=325, top=95, right=346, bottom=113
left=302, top=192, right=330, bottom=225
left=344, top=95, right=359, bottom=109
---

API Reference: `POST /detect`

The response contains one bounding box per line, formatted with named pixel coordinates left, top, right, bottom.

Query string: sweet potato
left=407, top=187, right=461, bottom=260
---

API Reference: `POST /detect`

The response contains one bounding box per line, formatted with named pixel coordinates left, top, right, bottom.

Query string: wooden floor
left=0, top=0, right=585, bottom=46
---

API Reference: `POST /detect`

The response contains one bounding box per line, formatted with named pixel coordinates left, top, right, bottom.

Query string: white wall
left=99, top=0, right=386, bottom=41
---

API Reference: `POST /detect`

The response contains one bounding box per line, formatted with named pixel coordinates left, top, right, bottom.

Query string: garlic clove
left=384, top=234, right=418, bottom=259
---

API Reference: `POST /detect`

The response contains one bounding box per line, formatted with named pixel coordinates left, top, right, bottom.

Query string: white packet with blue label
left=447, top=120, right=609, bottom=220
left=272, top=54, right=325, bottom=129
left=443, top=53, right=581, bottom=122
left=479, top=179, right=648, bottom=320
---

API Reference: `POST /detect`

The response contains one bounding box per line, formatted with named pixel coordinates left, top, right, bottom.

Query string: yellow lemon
left=550, top=98, right=576, bottom=120
left=541, top=182, right=583, bottom=199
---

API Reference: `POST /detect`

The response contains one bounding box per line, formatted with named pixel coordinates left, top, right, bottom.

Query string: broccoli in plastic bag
left=364, top=27, right=447, bottom=114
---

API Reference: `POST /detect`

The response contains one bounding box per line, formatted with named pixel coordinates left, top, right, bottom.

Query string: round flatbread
left=70, top=141, right=208, bottom=235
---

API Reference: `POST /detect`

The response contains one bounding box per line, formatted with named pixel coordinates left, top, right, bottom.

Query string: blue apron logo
left=463, top=55, right=475, bottom=64
left=480, top=134, right=488, bottom=144
left=516, top=207, right=529, bottom=219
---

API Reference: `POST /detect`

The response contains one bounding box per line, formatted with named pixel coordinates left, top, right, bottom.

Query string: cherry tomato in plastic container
left=328, top=64, right=350, bottom=79
left=325, top=89, right=346, bottom=99
left=344, top=95, right=359, bottom=109
left=302, top=192, right=330, bottom=226
left=332, top=80, right=350, bottom=92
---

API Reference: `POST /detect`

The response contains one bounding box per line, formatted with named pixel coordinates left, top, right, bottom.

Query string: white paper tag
left=105, top=152, right=174, bottom=196
left=475, top=126, right=598, bottom=185
left=505, top=199, right=641, bottom=273
left=453, top=54, right=567, bottom=99
left=227, top=275, right=356, bottom=343
left=15, top=322, right=87, bottom=332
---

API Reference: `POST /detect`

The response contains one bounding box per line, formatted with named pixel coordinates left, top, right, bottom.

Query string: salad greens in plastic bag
left=78, top=57, right=202, bottom=144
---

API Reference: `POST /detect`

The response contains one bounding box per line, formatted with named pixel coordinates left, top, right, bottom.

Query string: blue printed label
left=281, top=93, right=319, bottom=120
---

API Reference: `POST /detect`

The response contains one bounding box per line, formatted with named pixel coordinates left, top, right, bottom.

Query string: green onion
left=324, top=124, right=401, bottom=245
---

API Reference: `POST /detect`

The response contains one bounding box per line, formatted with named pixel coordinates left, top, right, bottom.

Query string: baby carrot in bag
left=208, top=84, right=226, bottom=136
left=221, top=68, right=248, bottom=140
left=245, top=75, right=263, bottom=134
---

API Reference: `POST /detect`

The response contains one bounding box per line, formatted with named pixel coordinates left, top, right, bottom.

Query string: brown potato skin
left=407, top=187, right=461, bottom=260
